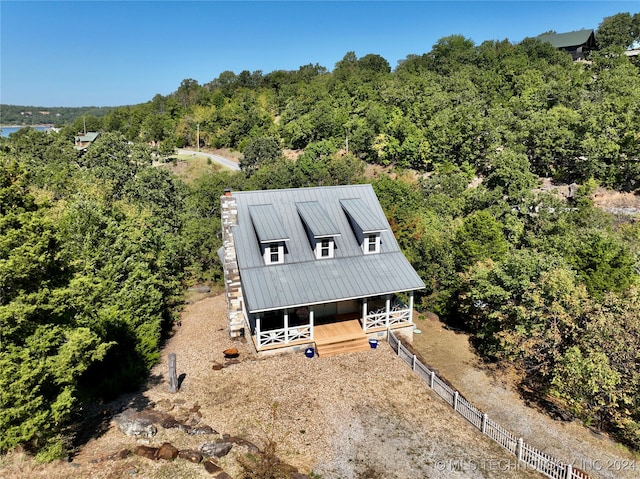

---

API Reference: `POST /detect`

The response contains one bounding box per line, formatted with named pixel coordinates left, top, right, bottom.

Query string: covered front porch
left=247, top=292, right=415, bottom=351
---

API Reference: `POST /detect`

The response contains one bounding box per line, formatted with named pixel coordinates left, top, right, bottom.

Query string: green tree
left=240, top=136, right=282, bottom=175
left=597, top=12, right=640, bottom=49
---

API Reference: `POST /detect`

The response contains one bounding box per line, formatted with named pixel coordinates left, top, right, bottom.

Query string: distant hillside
left=0, top=104, right=114, bottom=126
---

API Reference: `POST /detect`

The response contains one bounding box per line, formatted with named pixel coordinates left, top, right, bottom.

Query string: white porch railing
left=363, top=299, right=412, bottom=331
left=255, top=323, right=312, bottom=349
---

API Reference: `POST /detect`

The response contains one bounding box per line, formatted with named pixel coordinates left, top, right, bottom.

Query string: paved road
left=177, top=148, right=240, bottom=171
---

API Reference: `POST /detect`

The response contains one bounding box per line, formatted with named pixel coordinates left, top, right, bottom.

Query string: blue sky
left=1, top=1, right=638, bottom=107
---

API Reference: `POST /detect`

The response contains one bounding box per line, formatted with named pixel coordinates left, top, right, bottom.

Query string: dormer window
left=340, top=198, right=387, bottom=255
left=315, top=237, right=335, bottom=259
left=296, top=201, right=340, bottom=260
left=365, top=234, right=380, bottom=254
left=264, top=242, right=285, bottom=265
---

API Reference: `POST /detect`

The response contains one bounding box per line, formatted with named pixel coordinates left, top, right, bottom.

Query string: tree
left=240, top=136, right=282, bottom=175
left=597, top=12, right=640, bottom=49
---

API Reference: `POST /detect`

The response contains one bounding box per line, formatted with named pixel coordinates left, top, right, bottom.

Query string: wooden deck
left=314, top=319, right=371, bottom=357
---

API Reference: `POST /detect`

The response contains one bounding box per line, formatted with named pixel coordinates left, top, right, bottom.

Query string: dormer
left=296, top=201, right=341, bottom=259
left=248, top=204, right=289, bottom=265
left=340, top=198, right=387, bottom=255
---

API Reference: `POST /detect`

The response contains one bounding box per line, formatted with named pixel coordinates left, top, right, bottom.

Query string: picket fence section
left=387, top=330, right=589, bottom=479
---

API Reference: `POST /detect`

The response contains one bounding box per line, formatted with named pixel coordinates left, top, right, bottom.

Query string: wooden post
left=412, top=354, right=417, bottom=371
left=517, top=437, right=524, bottom=461
left=566, top=463, right=573, bottom=479
left=453, top=391, right=459, bottom=411
left=256, top=317, right=261, bottom=348
left=430, top=370, right=435, bottom=389
left=481, top=413, right=488, bottom=434
left=385, top=296, right=391, bottom=329
left=168, top=353, right=178, bottom=393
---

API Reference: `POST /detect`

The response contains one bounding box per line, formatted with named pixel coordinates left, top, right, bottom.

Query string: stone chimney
left=220, top=190, right=245, bottom=337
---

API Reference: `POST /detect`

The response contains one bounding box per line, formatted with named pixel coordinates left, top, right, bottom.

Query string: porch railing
left=255, top=323, right=312, bottom=349
left=363, top=299, right=412, bottom=331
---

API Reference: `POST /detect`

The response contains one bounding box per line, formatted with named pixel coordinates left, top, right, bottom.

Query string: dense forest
left=0, top=105, right=114, bottom=127
left=1, top=11, right=640, bottom=460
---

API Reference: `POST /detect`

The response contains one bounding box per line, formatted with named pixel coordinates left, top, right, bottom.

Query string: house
left=74, top=131, right=99, bottom=151
left=220, top=184, right=425, bottom=356
left=536, top=29, right=597, bottom=60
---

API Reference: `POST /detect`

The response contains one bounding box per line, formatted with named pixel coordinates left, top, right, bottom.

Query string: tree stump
left=168, top=353, right=179, bottom=393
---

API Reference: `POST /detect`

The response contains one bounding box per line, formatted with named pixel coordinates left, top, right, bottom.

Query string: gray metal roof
left=248, top=204, right=290, bottom=243
left=229, top=185, right=425, bottom=313
left=340, top=198, right=388, bottom=233
left=296, top=201, right=341, bottom=238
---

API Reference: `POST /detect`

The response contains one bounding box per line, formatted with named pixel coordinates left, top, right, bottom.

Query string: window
left=321, top=239, right=331, bottom=257
left=270, top=244, right=279, bottom=262
left=315, top=237, right=334, bottom=259
left=264, top=242, right=284, bottom=265
left=364, top=233, right=380, bottom=254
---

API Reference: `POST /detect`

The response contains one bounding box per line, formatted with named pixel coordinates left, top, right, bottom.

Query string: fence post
left=430, top=370, right=435, bottom=389
left=481, top=413, right=488, bottom=434
left=565, top=463, right=573, bottom=479
left=517, top=437, right=524, bottom=461
left=397, top=338, right=401, bottom=355
left=412, top=354, right=417, bottom=371
left=453, top=391, right=459, bottom=411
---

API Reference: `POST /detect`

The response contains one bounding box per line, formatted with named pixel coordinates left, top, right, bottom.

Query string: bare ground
left=1, top=295, right=545, bottom=479
left=411, top=315, right=639, bottom=479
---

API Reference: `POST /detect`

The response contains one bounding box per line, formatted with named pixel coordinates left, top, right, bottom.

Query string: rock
left=203, top=460, right=223, bottom=474
left=133, top=445, right=158, bottom=460
left=291, top=474, right=313, bottom=479
left=159, top=416, right=181, bottom=429
left=189, top=425, right=217, bottom=436
left=225, top=436, right=260, bottom=454
left=216, top=473, right=233, bottom=479
left=178, top=449, right=203, bottom=463
left=107, top=449, right=131, bottom=460
left=115, top=410, right=157, bottom=438
left=157, top=442, right=179, bottom=461
left=199, top=441, right=233, bottom=458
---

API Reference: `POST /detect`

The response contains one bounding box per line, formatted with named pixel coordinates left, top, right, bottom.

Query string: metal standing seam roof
left=296, top=201, right=341, bottom=237
left=536, top=29, right=594, bottom=48
left=248, top=204, right=290, bottom=243
left=340, top=198, right=388, bottom=233
left=229, top=184, right=425, bottom=313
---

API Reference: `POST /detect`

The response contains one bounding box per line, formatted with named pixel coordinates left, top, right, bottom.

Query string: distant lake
left=1, top=125, right=52, bottom=137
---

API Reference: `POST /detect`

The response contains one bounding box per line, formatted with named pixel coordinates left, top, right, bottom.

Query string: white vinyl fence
left=387, top=331, right=590, bottom=479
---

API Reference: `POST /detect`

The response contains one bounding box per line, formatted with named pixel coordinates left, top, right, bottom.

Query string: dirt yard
left=1, top=295, right=546, bottom=479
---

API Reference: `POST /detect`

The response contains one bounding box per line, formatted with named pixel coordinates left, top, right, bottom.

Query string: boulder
left=115, top=410, right=157, bottom=438
left=178, top=449, right=203, bottom=463
left=156, top=442, right=179, bottom=461
left=199, top=441, right=233, bottom=458
left=133, top=445, right=158, bottom=460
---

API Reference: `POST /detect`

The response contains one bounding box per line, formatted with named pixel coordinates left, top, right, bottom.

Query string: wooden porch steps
left=314, top=319, right=371, bottom=357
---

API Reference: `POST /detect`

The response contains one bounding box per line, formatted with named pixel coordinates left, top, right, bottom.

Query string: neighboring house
left=536, top=29, right=597, bottom=60
left=220, top=184, right=425, bottom=356
left=74, top=131, right=99, bottom=151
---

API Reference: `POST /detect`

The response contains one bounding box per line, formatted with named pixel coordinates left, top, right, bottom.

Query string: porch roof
left=241, top=251, right=424, bottom=313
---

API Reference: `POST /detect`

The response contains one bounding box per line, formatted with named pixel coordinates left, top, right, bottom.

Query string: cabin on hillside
left=536, top=29, right=597, bottom=60
left=219, top=184, right=425, bottom=357
left=74, top=131, right=100, bottom=151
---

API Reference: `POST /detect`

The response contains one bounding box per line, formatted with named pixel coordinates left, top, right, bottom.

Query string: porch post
left=256, top=317, right=262, bottom=348
left=362, top=298, right=368, bottom=331
left=309, top=308, right=314, bottom=339
left=284, top=311, right=289, bottom=344
left=409, top=291, right=414, bottom=322
left=385, top=295, right=391, bottom=329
